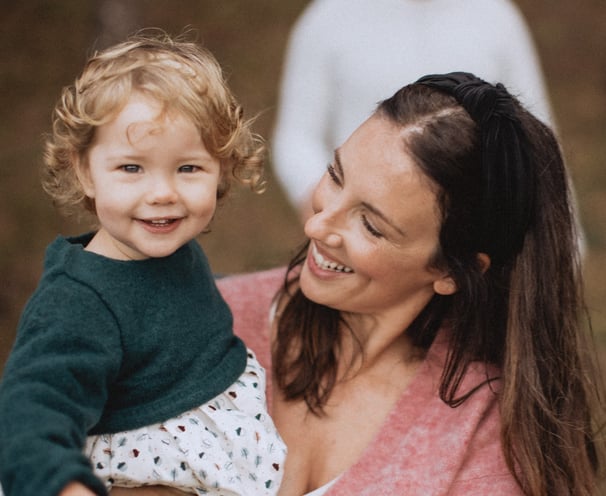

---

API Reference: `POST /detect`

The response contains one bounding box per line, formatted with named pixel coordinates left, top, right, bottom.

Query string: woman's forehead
left=338, top=116, right=423, bottom=186
left=338, top=117, right=441, bottom=227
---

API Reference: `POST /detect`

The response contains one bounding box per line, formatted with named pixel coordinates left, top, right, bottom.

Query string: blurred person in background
left=272, top=0, right=554, bottom=220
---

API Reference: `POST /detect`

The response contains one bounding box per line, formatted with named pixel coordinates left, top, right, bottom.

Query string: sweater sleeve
left=272, top=0, right=337, bottom=209
left=491, top=0, right=554, bottom=127
left=0, top=282, right=122, bottom=496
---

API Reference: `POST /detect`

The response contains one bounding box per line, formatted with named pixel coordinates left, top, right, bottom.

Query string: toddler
left=0, top=31, right=286, bottom=496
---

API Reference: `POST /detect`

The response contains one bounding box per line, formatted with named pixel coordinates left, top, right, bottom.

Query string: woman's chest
left=272, top=374, right=408, bottom=495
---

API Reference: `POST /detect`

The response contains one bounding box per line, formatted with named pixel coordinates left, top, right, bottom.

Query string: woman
left=115, top=73, right=603, bottom=495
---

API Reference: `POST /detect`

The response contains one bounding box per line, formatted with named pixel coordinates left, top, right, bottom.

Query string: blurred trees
left=1, top=1, right=605, bottom=372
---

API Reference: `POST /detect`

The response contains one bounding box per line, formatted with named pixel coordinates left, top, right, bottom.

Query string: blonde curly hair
left=42, top=29, right=265, bottom=215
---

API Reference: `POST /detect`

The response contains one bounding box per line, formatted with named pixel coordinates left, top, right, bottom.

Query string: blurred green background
left=1, top=0, right=605, bottom=379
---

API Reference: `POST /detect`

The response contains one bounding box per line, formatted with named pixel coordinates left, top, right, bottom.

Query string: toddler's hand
left=59, top=481, right=98, bottom=496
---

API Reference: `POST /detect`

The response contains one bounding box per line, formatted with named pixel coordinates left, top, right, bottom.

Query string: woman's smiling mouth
left=311, top=243, right=353, bottom=273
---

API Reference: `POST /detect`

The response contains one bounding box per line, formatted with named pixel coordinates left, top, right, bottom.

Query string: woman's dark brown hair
left=274, top=73, right=604, bottom=495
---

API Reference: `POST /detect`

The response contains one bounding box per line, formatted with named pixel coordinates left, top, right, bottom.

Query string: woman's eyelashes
left=327, top=163, right=342, bottom=186
left=327, top=163, right=383, bottom=238
left=362, top=214, right=383, bottom=238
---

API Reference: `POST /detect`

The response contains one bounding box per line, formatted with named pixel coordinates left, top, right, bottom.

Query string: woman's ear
left=73, top=153, right=95, bottom=198
left=433, top=253, right=491, bottom=296
left=433, top=274, right=457, bottom=296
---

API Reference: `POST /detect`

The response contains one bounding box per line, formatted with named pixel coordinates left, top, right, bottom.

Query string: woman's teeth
left=312, top=245, right=353, bottom=273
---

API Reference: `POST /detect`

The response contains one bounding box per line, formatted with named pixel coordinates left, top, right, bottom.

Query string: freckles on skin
left=300, top=116, right=453, bottom=321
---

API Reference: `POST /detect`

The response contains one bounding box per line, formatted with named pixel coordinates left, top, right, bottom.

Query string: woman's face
left=299, top=115, right=455, bottom=326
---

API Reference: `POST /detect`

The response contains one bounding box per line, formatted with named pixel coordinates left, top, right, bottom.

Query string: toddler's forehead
left=96, top=94, right=198, bottom=147
left=124, top=120, right=163, bottom=145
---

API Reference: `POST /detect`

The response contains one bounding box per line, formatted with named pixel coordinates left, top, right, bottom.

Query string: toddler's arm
left=0, top=284, right=122, bottom=495
left=110, top=488, right=187, bottom=496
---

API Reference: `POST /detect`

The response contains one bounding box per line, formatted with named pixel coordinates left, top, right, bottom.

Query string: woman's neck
left=336, top=315, right=424, bottom=381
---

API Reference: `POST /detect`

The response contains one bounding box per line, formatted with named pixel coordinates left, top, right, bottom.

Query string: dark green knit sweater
left=0, top=233, right=246, bottom=496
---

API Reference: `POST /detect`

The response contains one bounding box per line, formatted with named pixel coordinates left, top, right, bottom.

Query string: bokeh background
left=1, top=0, right=605, bottom=390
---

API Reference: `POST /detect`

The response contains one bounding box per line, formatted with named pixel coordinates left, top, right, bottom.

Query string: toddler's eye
left=120, top=164, right=141, bottom=173
left=179, top=165, right=200, bottom=173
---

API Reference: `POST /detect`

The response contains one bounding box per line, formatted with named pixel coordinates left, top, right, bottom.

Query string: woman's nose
left=305, top=182, right=343, bottom=247
left=304, top=211, right=343, bottom=247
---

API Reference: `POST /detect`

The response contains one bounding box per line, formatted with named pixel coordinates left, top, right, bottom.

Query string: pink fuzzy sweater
left=217, top=268, right=523, bottom=495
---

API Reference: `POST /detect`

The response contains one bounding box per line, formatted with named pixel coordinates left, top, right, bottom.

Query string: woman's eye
left=179, top=165, right=200, bottom=173
left=327, top=164, right=342, bottom=186
left=120, top=164, right=141, bottom=173
left=362, top=214, right=383, bottom=238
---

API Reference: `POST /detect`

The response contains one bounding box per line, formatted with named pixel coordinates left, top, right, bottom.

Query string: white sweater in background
left=272, top=0, right=553, bottom=208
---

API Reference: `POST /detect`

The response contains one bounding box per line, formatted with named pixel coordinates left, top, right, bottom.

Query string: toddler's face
left=78, top=93, right=220, bottom=260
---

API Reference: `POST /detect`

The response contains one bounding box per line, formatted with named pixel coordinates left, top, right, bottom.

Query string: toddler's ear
left=73, top=153, right=95, bottom=198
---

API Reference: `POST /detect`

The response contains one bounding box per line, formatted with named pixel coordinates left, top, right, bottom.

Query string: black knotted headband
left=416, top=72, right=535, bottom=264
